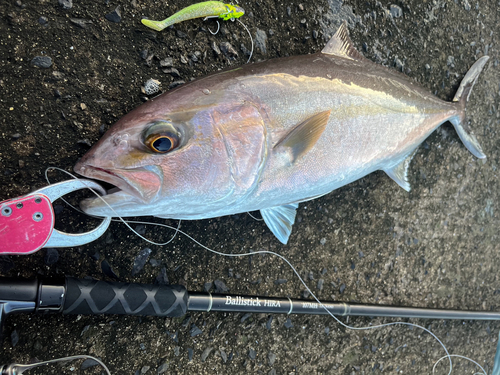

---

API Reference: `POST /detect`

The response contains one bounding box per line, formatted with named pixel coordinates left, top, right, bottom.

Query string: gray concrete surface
left=0, top=0, right=499, bottom=374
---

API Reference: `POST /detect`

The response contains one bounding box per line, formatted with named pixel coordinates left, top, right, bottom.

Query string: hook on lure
left=141, top=1, right=253, bottom=63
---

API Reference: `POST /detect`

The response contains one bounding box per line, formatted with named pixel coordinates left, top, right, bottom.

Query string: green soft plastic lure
left=141, top=1, right=245, bottom=32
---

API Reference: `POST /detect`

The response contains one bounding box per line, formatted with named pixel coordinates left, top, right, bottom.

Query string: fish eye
left=144, top=121, right=180, bottom=154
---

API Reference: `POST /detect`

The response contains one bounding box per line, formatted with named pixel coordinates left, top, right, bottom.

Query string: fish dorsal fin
left=321, top=21, right=365, bottom=61
left=261, top=204, right=299, bottom=244
left=274, top=110, right=331, bottom=163
left=383, top=148, right=419, bottom=192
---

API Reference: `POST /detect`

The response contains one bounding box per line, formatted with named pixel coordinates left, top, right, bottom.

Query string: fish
left=74, top=22, right=489, bottom=245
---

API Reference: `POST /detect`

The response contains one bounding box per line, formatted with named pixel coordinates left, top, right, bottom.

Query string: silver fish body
left=75, top=23, right=489, bottom=244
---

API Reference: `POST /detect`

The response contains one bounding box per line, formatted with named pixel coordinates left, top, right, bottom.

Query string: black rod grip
left=63, top=277, right=188, bottom=317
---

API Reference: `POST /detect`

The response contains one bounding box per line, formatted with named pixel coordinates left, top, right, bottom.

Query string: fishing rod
left=2, top=276, right=500, bottom=335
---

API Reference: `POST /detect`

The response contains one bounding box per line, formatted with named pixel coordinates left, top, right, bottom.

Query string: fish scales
left=75, top=23, right=489, bottom=244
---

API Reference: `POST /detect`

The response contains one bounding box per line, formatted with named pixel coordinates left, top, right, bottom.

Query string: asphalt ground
left=0, top=0, right=499, bottom=374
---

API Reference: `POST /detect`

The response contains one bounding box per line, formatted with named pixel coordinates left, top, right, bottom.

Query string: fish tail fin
left=449, top=56, right=489, bottom=159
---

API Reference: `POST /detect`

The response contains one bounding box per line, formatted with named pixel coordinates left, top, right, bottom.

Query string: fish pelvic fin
left=261, top=204, right=298, bottom=244
left=384, top=148, right=419, bottom=192
left=450, top=56, right=489, bottom=159
left=274, top=110, right=331, bottom=163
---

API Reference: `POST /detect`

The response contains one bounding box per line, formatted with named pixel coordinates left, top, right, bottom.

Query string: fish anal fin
left=260, top=204, right=298, bottom=245
left=274, top=110, right=331, bottom=162
left=384, top=149, right=419, bottom=192
left=321, top=21, right=366, bottom=61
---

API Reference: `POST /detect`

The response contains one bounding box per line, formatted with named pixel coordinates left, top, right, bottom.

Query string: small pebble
left=254, top=29, right=268, bottom=54
left=317, top=279, right=324, bottom=290
left=201, top=347, right=213, bottom=362
left=159, top=57, right=173, bottom=67
left=77, top=139, right=92, bottom=147
left=168, top=80, right=185, bottom=89
left=339, top=283, right=346, bottom=294
left=214, top=279, right=229, bottom=293
left=268, top=351, right=276, bottom=365
left=101, top=259, right=119, bottom=279
left=176, top=30, right=187, bottom=38
left=190, top=324, right=203, bottom=337
left=38, top=16, right=48, bottom=25
left=173, top=346, right=180, bottom=356
left=105, top=6, right=122, bottom=23
left=220, top=350, right=227, bottom=363
left=140, top=366, right=150, bottom=374
left=131, top=247, right=152, bottom=276
left=248, top=348, right=256, bottom=360
left=447, top=55, right=455, bottom=67
left=80, top=359, right=99, bottom=370
left=274, top=278, right=287, bottom=284
left=180, top=55, right=188, bottom=64
left=70, top=18, right=92, bottom=28
left=11, top=133, right=21, bottom=140
left=58, top=0, right=72, bottom=9
left=268, top=369, right=277, bottom=375
left=284, top=318, right=293, bottom=328
left=149, top=258, right=160, bottom=267
left=389, top=4, right=403, bottom=18
left=211, top=41, right=221, bottom=55
left=11, top=330, right=19, bottom=347
left=240, top=313, right=252, bottom=323
left=188, top=348, right=194, bottom=361
left=220, top=42, right=238, bottom=58
left=140, top=50, right=148, bottom=60
left=163, top=68, right=180, bottom=77
left=156, top=267, right=169, bottom=285
left=31, top=56, right=52, bottom=68
left=157, top=362, right=168, bottom=374
left=44, top=248, right=59, bottom=265
left=203, top=282, right=212, bottom=292
left=266, top=315, right=273, bottom=330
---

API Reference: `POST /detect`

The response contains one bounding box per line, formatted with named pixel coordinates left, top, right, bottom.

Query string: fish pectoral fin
left=383, top=149, right=418, bottom=192
left=321, top=21, right=366, bottom=62
left=261, top=204, right=299, bottom=245
left=274, top=110, right=331, bottom=163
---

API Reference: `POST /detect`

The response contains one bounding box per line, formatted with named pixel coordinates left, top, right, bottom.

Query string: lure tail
left=449, top=55, right=489, bottom=159
left=141, top=19, right=168, bottom=31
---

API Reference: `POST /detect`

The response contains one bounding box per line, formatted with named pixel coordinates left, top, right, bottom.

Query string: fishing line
left=433, top=355, right=486, bottom=374
left=3, top=355, right=111, bottom=375
left=236, top=18, right=253, bottom=63
left=43, top=166, right=486, bottom=374
left=204, top=16, right=253, bottom=63
left=246, top=211, right=263, bottom=221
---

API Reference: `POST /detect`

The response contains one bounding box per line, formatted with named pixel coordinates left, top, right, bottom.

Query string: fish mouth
left=75, top=164, right=163, bottom=215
